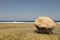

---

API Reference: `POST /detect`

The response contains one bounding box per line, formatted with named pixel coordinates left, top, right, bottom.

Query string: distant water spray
left=0, top=22, right=34, bottom=24
left=0, top=22, right=60, bottom=24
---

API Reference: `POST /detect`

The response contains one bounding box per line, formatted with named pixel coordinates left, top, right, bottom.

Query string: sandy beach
left=0, top=23, right=60, bottom=40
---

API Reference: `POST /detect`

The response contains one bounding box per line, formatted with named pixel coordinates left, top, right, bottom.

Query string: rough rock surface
left=34, top=16, right=56, bottom=33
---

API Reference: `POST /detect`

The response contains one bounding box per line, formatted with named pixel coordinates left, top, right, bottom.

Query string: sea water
left=0, top=22, right=34, bottom=24
left=0, top=21, right=60, bottom=24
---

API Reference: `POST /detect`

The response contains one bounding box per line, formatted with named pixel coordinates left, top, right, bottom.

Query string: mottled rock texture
left=35, top=16, right=56, bottom=33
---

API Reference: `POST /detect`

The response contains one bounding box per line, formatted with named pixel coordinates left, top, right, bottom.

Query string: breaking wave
left=0, top=22, right=34, bottom=24
left=0, top=21, right=60, bottom=24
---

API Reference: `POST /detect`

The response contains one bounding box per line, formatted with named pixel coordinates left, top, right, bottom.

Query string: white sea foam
left=0, top=22, right=60, bottom=24
left=55, top=22, right=60, bottom=24
left=0, top=22, right=34, bottom=24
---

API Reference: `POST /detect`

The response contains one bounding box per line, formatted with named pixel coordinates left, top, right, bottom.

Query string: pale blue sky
left=0, top=0, right=60, bottom=21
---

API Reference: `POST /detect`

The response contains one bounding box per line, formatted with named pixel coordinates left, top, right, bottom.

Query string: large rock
left=34, top=16, right=56, bottom=33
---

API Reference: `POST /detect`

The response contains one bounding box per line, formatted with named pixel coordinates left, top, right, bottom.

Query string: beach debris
left=34, top=16, right=56, bottom=33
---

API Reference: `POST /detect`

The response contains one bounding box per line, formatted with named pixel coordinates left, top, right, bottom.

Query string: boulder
left=34, top=16, right=56, bottom=33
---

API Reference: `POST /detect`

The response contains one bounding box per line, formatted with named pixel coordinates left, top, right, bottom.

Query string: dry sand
left=0, top=23, right=60, bottom=40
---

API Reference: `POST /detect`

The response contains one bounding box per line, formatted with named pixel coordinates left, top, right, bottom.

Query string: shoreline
left=0, top=22, right=34, bottom=24
left=0, top=22, right=60, bottom=24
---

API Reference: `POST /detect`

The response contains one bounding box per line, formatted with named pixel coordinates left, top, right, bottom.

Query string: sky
left=0, top=0, right=60, bottom=21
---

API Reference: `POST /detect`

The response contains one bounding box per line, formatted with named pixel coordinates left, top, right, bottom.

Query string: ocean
left=0, top=21, right=60, bottom=24
left=0, top=22, right=34, bottom=24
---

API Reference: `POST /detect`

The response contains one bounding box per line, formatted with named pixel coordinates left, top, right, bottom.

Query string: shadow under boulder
left=35, top=25, right=53, bottom=34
